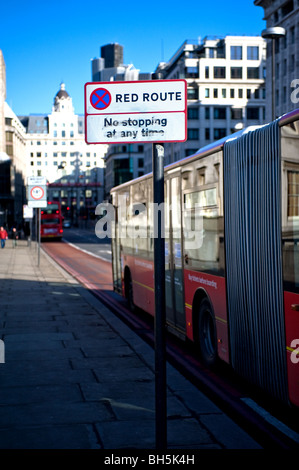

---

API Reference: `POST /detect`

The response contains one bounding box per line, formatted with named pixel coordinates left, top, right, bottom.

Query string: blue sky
left=0, top=0, right=265, bottom=116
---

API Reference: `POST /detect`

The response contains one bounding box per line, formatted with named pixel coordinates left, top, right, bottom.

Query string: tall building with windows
left=254, top=0, right=299, bottom=121
left=0, top=49, right=27, bottom=229
left=143, top=35, right=267, bottom=171
left=19, top=83, right=107, bottom=222
left=0, top=50, right=5, bottom=157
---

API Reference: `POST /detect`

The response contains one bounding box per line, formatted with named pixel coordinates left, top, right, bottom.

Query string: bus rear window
left=41, top=218, right=60, bottom=225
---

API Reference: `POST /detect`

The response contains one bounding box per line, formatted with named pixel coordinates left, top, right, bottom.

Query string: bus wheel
left=197, top=299, right=217, bottom=368
left=125, top=270, right=135, bottom=312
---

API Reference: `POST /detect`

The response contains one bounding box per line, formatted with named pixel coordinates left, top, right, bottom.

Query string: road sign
left=27, top=176, right=47, bottom=208
left=23, top=205, right=34, bottom=219
left=85, top=80, right=187, bottom=144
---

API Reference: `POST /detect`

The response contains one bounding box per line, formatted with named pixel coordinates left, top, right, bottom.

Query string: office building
left=254, top=0, right=299, bottom=120
left=143, top=35, right=267, bottom=171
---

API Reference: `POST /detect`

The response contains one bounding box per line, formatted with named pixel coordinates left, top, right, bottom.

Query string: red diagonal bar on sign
left=93, top=90, right=109, bottom=107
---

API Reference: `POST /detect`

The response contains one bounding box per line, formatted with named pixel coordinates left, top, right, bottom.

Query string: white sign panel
left=23, top=205, right=34, bottom=219
left=27, top=176, right=47, bottom=185
left=85, top=80, right=187, bottom=144
left=27, top=176, right=47, bottom=208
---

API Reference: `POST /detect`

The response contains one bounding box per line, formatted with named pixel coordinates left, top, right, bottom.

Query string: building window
left=214, top=66, right=226, bottom=79
left=185, top=149, right=196, bottom=157
left=238, top=88, right=243, bottom=98
left=214, top=88, right=218, bottom=98
left=230, top=89, right=235, bottom=98
left=205, top=66, right=209, bottom=79
left=205, top=88, right=210, bottom=98
left=187, top=88, right=198, bottom=100
left=53, top=131, right=57, bottom=137
left=205, top=128, right=210, bottom=139
left=214, top=107, right=226, bottom=119
left=247, top=89, right=251, bottom=99
left=247, top=107, right=259, bottom=120
left=230, top=45, right=242, bottom=60
left=231, top=67, right=243, bottom=79
left=6, top=145, right=13, bottom=156
left=205, top=107, right=210, bottom=119
left=62, top=130, right=65, bottom=137
left=185, top=66, right=198, bottom=78
left=247, top=67, right=259, bottom=79
left=222, top=88, right=226, bottom=98
left=187, top=129, right=199, bottom=140
left=254, top=89, right=259, bottom=99
left=6, top=131, right=13, bottom=142
left=214, top=128, right=226, bottom=139
left=231, top=108, right=243, bottom=119
left=247, top=46, right=259, bottom=60
left=188, top=107, right=199, bottom=119
left=282, top=0, right=294, bottom=17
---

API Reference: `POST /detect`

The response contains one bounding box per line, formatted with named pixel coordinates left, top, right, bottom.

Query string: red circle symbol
left=90, top=88, right=112, bottom=110
left=30, top=186, right=44, bottom=200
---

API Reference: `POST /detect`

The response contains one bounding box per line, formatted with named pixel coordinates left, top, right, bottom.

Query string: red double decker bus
left=40, top=201, right=63, bottom=240
left=110, top=109, right=299, bottom=408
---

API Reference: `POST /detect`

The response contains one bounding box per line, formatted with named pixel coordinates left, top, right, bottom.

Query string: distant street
left=60, top=226, right=112, bottom=263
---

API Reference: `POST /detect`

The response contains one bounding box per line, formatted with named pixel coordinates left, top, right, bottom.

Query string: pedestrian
left=12, top=227, right=18, bottom=248
left=0, top=226, right=8, bottom=249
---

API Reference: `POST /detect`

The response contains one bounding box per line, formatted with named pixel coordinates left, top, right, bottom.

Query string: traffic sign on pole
left=27, top=176, right=47, bottom=208
left=84, top=80, right=187, bottom=144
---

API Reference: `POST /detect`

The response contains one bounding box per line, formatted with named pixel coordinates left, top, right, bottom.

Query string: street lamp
left=261, top=27, right=286, bottom=120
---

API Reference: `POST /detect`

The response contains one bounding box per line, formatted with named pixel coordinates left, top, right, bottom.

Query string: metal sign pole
left=37, top=208, right=41, bottom=267
left=153, top=140, right=167, bottom=450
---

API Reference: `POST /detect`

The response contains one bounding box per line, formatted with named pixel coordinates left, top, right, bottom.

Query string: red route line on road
left=42, top=241, right=113, bottom=291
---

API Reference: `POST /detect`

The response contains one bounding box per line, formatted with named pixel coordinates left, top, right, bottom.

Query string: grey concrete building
left=143, top=35, right=267, bottom=172
left=254, top=0, right=299, bottom=120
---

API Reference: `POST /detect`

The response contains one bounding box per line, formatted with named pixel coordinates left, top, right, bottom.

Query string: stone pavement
left=0, top=240, right=261, bottom=449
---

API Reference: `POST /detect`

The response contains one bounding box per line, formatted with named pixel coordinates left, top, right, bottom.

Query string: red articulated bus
left=40, top=201, right=63, bottom=240
left=110, top=109, right=299, bottom=408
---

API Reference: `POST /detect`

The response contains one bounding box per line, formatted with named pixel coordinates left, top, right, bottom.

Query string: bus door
left=165, top=174, right=186, bottom=332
